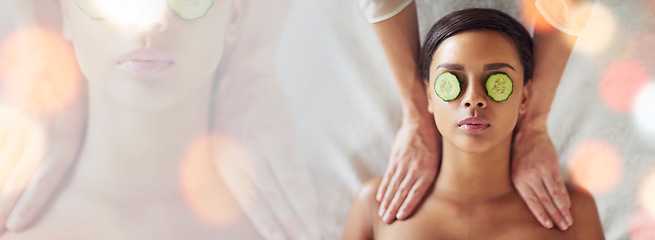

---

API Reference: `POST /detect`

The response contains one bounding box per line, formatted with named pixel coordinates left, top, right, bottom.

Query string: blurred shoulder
left=343, top=178, right=383, bottom=239
left=354, top=178, right=383, bottom=210
left=566, top=183, right=596, bottom=211
left=566, top=183, right=605, bottom=239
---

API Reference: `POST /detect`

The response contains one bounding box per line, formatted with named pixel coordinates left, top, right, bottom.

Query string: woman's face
left=427, top=30, right=529, bottom=153
left=60, top=0, right=232, bottom=111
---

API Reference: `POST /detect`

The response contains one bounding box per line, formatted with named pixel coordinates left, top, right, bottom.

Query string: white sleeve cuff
left=358, top=0, right=414, bottom=23
left=535, top=0, right=589, bottom=36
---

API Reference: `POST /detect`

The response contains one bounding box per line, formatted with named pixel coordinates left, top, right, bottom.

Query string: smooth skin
left=372, top=1, right=581, bottom=231
left=344, top=30, right=604, bottom=240
left=1, top=0, right=316, bottom=238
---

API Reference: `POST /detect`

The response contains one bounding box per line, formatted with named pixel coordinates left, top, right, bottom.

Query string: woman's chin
left=451, top=138, right=494, bottom=154
left=105, top=94, right=182, bottom=112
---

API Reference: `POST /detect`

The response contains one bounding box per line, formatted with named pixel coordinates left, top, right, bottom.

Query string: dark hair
left=419, top=8, right=534, bottom=84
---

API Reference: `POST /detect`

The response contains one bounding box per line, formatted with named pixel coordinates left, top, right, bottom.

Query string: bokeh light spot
left=179, top=133, right=254, bottom=226
left=598, top=59, right=650, bottom=113
left=0, top=26, right=81, bottom=116
left=631, top=207, right=655, bottom=240
left=0, top=105, right=46, bottom=193
left=632, top=82, right=655, bottom=144
left=567, top=139, right=623, bottom=194
left=624, top=33, right=655, bottom=68
left=522, top=0, right=557, bottom=34
left=527, top=0, right=597, bottom=36
left=569, top=3, right=615, bottom=55
left=639, top=169, right=655, bottom=218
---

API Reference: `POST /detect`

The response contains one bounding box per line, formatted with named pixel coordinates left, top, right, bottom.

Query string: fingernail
left=560, top=221, right=568, bottom=230
left=378, top=207, right=385, bottom=217
left=6, top=216, right=19, bottom=231
left=396, top=211, right=405, bottom=219
left=383, top=213, right=392, bottom=223
left=545, top=220, right=553, bottom=228
left=6, top=213, right=22, bottom=231
left=566, top=216, right=573, bottom=225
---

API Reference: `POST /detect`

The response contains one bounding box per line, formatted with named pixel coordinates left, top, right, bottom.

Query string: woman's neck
left=74, top=79, right=214, bottom=201
left=433, top=135, right=514, bottom=202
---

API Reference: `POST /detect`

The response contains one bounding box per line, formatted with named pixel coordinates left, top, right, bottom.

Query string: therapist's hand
left=512, top=123, right=573, bottom=231
left=377, top=119, right=439, bottom=224
left=0, top=95, right=86, bottom=235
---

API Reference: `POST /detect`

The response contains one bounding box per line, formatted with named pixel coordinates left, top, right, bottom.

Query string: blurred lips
left=458, top=117, right=490, bottom=133
left=117, top=48, right=173, bottom=74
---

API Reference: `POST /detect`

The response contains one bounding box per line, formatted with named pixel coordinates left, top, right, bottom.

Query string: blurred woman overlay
left=0, top=0, right=318, bottom=239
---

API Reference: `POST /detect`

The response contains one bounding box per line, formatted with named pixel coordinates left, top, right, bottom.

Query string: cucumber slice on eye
left=76, top=0, right=120, bottom=20
left=169, top=0, right=214, bottom=20
left=486, top=73, right=513, bottom=102
left=434, top=72, right=461, bottom=101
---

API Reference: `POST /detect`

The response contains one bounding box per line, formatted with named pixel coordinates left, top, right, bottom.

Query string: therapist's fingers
left=376, top=164, right=396, bottom=202
left=512, top=126, right=574, bottom=231
left=378, top=163, right=406, bottom=218
left=0, top=136, right=23, bottom=196
left=382, top=170, right=416, bottom=223
left=542, top=169, right=573, bottom=229
left=516, top=183, right=554, bottom=229
left=0, top=141, right=42, bottom=235
left=5, top=148, right=77, bottom=231
left=0, top=191, right=20, bottom=235
left=0, top=107, right=43, bottom=235
left=0, top=139, right=22, bottom=235
left=4, top=92, right=86, bottom=233
left=397, top=176, right=431, bottom=220
left=529, top=178, right=569, bottom=231
left=0, top=110, right=27, bottom=191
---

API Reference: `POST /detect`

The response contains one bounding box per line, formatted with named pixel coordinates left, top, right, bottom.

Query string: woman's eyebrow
left=436, top=63, right=464, bottom=71
left=484, top=63, right=515, bottom=71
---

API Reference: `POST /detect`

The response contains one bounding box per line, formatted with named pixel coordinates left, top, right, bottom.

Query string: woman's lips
left=458, top=117, right=490, bottom=133
left=117, top=48, right=173, bottom=74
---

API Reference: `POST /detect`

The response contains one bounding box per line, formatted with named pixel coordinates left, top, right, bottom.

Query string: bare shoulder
left=566, top=183, right=597, bottom=216
left=343, top=178, right=382, bottom=240
left=566, top=183, right=605, bottom=239
left=351, top=178, right=383, bottom=220
left=356, top=178, right=383, bottom=205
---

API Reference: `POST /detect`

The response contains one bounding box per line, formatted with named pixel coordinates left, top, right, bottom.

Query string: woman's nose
left=149, top=19, right=168, bottom=32
left=134, top=12, right=168, bottom=33
left=118, top=1, right=169, bottom=32
left=140, top=18, right=168, bottom=47
left=461, top=81, right=488, bottom=109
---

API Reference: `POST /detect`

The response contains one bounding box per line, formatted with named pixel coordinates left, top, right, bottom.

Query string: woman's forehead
left=432, top=30, right=521, bottom=69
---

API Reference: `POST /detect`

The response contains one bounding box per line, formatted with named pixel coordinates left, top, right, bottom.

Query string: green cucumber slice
left=486, top=73, right=513, bottom=102
left=169, top=0, right=214, bottom=20
left=434, top=72, right=461, bottom=101
left=76, top=0, right=120, bottom=20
